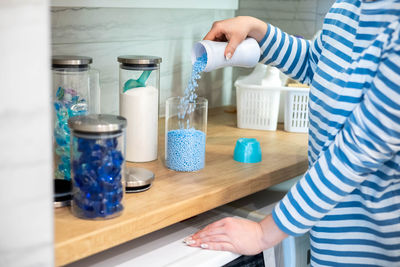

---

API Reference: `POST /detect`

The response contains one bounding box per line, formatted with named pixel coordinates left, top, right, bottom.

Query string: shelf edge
left=51, top=0, right=239, bottom=10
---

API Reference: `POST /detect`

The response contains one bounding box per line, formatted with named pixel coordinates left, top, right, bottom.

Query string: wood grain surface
left=54, top=107, right=308, bottom=266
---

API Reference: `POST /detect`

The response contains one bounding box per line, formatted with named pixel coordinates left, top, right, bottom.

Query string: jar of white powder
left=117, top=55, right=162, bottom=162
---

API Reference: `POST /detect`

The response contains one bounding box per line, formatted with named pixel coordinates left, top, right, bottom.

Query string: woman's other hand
left=204, top=16, right=267, bottom=60
left=184, top=214, right=287, bottom=255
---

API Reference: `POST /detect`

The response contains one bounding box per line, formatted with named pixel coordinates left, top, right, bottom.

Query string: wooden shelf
left=51, top=0, right=239, bottom=10
left=54, top=107, right=308, bottom=266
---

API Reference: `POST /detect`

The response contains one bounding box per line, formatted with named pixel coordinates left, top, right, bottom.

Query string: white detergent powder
left=120, top=86, right=158, bottom=162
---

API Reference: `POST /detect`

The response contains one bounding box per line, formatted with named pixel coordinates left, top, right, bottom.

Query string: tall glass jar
left=118, top=55, right=162, bottom=163
left=165, top=97, right=208, bottom=172
left=68, top=114, right=127, bottom=220
left=52, top=56, right=100, bottom=182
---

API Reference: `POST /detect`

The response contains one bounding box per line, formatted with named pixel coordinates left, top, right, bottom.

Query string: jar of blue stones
left=68, top=114, right=127, bottom=220
left=165, top=97, right=208, bottom=172
left=52, top=55, right=100, bottom=182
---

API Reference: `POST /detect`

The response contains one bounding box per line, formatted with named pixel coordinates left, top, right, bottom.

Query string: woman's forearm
left=245, top=16, right=268, bottom=42
left=258, top=214, right=288, bottom=250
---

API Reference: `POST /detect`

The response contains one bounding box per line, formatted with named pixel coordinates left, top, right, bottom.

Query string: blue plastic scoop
left=123, top=70, right=152, bottom=92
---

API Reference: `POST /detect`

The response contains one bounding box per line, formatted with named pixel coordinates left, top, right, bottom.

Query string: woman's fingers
left=203, top=21, right=224, bottom=41
left=200, top=242, right=236, bottom=252
left=185, top=218, right=231, bottom=245
left=192, top=225, right=226, bottom=239
left=185, top=217, right=270, bottom=255
left=186, top=232, right=231, bottom=246
left=185, top=237, right=237, bottom=252
left=224, top=35, right=243, bottom=59
left=203, top=28, right=218, bottom=41
left=214, top=32, right=228, bottom=42
left=203, top=25, right=244, bottom=59
left=197, top=234, right=232, bottom=244
left=190, top=217, right=236, bottom=239
left=194, top=218, right=226, bottom=234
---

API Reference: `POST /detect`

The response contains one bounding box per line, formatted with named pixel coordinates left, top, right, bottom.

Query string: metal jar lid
left=117, top=55, right=162, bottom=65
left=125, top=167, right=155, bottom=193
left=68, top=114, right=127, bottom=133
left=52, top=55, right=93, bottom=66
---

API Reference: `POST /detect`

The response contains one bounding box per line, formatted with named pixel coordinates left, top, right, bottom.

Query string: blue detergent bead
left=178, top=53, right=207, bottom=126
left=166, top=129, right=206, bottom=172
left=168, top=54, right=207, bottom=172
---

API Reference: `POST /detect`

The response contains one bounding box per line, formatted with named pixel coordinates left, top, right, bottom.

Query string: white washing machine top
left=67, top=210, right=240, bottom=267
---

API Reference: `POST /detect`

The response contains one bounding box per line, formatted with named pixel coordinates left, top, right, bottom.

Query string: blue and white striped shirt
left=259, top=0, right=400, bottom=265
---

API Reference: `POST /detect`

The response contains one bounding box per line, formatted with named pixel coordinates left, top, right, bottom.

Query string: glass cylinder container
left=52, top=55, right=100, bottom=183
left=118, top=55, right=162, bottom=163
left=68, top=114, right=127, bottom=220
left=165, top=97, right=208, bottom=172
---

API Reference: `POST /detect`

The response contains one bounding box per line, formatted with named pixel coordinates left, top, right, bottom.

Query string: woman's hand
left=204, top=16, right=268, bottom=59
left=184, top=214, right=288, bottom=255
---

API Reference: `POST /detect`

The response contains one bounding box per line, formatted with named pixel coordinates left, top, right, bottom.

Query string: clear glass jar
left=165, top=97, right=208, bottom=172
left=52, top=56, right=100, bottom=182
left=68, top=114, right=127, bottom=220
left=118, top=55, right=162, bottom=163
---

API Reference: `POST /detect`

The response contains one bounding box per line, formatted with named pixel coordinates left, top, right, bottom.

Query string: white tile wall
left=0, top=1, right=53, bottom=266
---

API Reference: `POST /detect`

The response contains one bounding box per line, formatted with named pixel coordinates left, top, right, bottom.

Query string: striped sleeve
left=272, top=44, right=400, bottom=236
left=258, top=24, right=323, bottom=84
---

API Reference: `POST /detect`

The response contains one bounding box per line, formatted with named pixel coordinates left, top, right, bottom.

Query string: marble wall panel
left=53, top=38, right=233, bottom=115
left=52, top=8, right=233, bottom=44
left=239, top=0, right=317, bottom=22
left=316, top=0, right=336, bottom=29
left=51, top=8, right=235, bottom=115
left=51, top=1, right=326, bottom=115
left=317, top=0, right=335, bottom=14
left=238, top=0, right=318, bottom=39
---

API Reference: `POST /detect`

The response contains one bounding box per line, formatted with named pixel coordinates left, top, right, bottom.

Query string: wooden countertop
left=54, top=107, right=308, bottom=266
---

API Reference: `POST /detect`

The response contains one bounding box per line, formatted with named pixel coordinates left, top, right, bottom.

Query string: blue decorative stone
left=72, top=135, right=124, bottom=219
left=166, top=129, right=206, bottom=172
left=111, top=150, right=124, bottom=166
left=53, top=86, right=88, bottom=181
left=105, top=138, right=118, bottom=149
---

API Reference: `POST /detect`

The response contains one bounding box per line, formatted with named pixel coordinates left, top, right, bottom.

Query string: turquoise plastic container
left=233, top=138, right=262, bottom=163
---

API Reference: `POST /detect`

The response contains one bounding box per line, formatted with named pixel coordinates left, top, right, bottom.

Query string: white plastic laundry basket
left=284, top=87, right=310, bottom=133
left=236, top=81, right=281, bottom=131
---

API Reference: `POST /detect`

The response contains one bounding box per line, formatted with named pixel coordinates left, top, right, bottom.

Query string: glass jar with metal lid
left=118, top=55, right=162, bottom=163
left=68, top=114, right=127, bottom=220
left=52, top=55, right=100, bottom=185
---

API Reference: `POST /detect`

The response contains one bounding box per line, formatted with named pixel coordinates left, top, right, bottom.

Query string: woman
left=185, top=1, right=400, bottom=265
